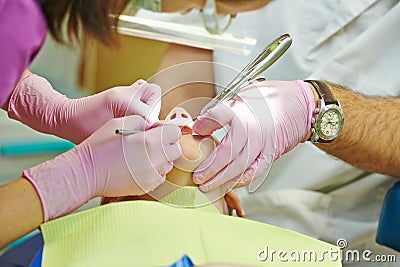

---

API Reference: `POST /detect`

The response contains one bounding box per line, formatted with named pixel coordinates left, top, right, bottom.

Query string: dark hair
left=40, top=0, right=130, bottom=45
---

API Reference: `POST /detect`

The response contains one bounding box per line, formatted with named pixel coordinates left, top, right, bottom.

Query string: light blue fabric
left=30, top=250, right=194, bottom=267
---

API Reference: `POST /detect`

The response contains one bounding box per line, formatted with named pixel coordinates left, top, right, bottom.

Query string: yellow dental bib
left=40, top=188, right=341, bottom=267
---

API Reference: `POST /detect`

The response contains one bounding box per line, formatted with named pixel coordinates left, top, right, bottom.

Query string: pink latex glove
left=23, top=115, right=181, bottom=221
left=8, top=74, right=161, bottom=144
left=192, top=80, right=315, bottom=191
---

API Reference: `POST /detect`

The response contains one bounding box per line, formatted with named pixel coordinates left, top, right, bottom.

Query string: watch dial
left=321, top=110, right=341, bottom=137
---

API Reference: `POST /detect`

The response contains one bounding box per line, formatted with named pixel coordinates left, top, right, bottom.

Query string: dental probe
left=201, top=33, right=292, bottom=114
left=115, top=129, right=143, bottom=135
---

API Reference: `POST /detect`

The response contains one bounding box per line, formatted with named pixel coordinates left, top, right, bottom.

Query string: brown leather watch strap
left=304, top=80, right=338, bottom=105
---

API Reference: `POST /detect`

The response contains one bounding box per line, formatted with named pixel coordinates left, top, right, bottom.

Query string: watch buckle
left=309, top=99, right=324, bottom=142
left=310, top=128, right=319, bottom=142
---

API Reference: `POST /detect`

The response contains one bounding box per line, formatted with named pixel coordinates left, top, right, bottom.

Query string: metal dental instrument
left=201, top=33, right=292, bottom=113
left=115, top=34, right=291, bottom=135
left=115, top=129, right=143, bottom=135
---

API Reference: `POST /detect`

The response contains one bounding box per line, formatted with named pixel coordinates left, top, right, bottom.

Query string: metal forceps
left=201, top=33, right=292, bottom=114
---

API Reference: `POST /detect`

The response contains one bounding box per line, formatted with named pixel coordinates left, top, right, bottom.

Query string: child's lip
left=180, top=125, right=193, bottom=135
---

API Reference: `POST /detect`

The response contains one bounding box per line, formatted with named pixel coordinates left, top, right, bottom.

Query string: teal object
left=1, top=140, right=75, bottom=157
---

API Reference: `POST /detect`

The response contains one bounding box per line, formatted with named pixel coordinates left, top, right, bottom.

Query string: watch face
left=316, top=105, right=344, bottom=140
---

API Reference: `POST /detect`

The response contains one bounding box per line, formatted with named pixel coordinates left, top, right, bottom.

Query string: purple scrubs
left=0, top=0, right=47, bottom=107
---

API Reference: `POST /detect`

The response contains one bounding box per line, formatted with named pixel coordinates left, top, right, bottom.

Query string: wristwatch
left=305, top=80, right=344, bottom=143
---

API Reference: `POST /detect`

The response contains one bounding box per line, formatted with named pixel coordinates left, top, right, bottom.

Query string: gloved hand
left=23, top=115, right=181, bottom=221
left=8, top=74, right=161, bottom=144
left=192, top=80, right=315, bottom=191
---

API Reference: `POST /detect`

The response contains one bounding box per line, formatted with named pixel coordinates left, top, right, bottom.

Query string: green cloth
left=158, top=186, right=221, bottom=211
left=40, top=188, right=341, bottom=267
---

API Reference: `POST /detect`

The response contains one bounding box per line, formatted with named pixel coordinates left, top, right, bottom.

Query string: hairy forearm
left=0, top=178, right=43, bottom=248
left=311, top=82, right=400, bottom=176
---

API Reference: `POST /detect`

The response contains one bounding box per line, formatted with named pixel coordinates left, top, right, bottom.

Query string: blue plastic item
left=29, top=247, right=43, bottom=267
left=169, top=254, right=194, bottom=267
left=376, top=181, right=400, bottom=252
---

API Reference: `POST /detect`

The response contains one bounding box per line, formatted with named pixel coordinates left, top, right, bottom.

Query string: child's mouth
left=180, top=125, right=193, bottom=135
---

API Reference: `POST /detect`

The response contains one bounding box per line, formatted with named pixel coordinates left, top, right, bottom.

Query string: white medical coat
left=213, top=1, right=400, bottom=266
